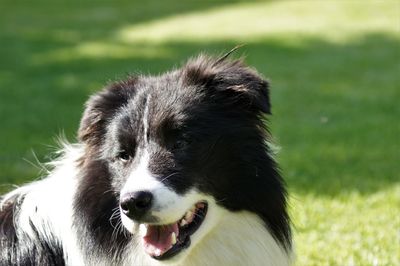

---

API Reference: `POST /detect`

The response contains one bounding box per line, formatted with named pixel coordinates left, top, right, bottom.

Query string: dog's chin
left=121, top=199, right=222, bottom=263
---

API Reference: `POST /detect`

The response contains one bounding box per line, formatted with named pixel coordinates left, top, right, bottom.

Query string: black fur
left=74, top=158, right=132, bottom=263
left=74, top=55, right=291, bottom=263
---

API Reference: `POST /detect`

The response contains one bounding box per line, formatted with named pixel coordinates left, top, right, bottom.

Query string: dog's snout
left=120, top=191, right=153, bottom=220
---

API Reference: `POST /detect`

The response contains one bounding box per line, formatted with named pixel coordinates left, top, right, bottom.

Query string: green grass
left=0, top=0, right=399, bottom=265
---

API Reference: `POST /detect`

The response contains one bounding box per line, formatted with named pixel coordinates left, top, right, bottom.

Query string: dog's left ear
left=183, top=55, right=271, bottom=114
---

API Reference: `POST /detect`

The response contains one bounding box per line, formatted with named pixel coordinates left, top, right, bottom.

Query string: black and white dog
left=0, top=54, right=292, bottom=265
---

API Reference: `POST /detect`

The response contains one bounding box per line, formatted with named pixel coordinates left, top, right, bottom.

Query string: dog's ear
left=182, top=54, right=271, bottom=114
left=78, top=78, right=136, bottom=146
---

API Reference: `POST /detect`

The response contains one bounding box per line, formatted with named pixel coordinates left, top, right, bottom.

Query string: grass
left=0, top=0, right=399, bottom=265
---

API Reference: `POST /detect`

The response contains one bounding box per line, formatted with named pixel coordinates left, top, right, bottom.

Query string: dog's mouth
left=141, top=201, right=208, bottom=260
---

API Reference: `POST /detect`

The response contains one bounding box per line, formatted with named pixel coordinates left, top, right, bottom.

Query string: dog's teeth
left=185, top=211, right=193, bottom=220
left=180, top=219, right=188, bottom=226
left=139, top=224, right=148, bottom=236
left=171, top=232, right=177, bottom=245
left=155, top=249, right=162, bottom=257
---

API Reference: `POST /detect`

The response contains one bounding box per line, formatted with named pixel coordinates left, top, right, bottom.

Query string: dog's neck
left=181, top=211, right=291, bottom=266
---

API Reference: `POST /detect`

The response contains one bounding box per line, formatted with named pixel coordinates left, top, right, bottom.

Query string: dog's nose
left=120, top=191, right=153, bottom=220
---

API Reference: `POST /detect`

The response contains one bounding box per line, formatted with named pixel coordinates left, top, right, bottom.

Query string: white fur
left=143, top=95, right=151, bottom=144
left=1, top=144, right=85, bottom=265
left=1, top=144, right=292, bottom=266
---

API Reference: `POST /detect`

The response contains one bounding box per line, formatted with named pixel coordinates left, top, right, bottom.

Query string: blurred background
left=0, top=0, right=399, bottom=265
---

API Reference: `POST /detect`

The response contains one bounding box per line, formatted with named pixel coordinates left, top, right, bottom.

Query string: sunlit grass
left=0, top=0, right=399, bottom=265
left=291, top=187, right=400, bottom=266
left=118, top=0, right=399, bottom=44
left=31, top=43, right=171, bottom=64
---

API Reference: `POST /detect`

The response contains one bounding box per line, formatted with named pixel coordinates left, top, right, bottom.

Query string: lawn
left=0, top=0, right=399, bottom=265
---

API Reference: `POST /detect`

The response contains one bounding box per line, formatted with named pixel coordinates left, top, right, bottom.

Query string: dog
left=0, top=53, right=292, bottom=266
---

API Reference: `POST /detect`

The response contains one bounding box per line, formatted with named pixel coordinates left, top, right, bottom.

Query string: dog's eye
left=117, top=151, right=131, bottom=162
left=173, top=140, right=186, bottom=150
left=173, top=139, right=188, bottom=150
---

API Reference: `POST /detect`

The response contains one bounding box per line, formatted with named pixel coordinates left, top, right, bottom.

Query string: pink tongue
left=143, top=223, right=179, bottom=257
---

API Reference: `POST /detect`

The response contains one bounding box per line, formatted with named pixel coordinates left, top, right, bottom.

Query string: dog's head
left=76, top=55, right=289, bottom=263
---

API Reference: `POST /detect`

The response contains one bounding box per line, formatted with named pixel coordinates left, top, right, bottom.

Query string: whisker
left=109, top=207, right=121, bottom=229
left=113, top=222, right=122, bottom=240
left=102, top=189, right=116, bottom=196
left=215, top=197, right=227, bottom=204
left=121, top=223, right=129, bottom=239
left=159, top=172, right=179, bottom=183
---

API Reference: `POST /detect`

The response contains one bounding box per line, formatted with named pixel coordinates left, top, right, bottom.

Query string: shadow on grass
left=0, top=0, right=398, bottom=196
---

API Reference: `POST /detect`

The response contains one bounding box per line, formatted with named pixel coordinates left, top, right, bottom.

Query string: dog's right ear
left=183, top=54, right=271, bottom=114
left=78, top=78, right=136, bottom=146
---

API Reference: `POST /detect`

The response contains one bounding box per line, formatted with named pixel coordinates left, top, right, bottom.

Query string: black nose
left=120, top=191, right=153, bottom=220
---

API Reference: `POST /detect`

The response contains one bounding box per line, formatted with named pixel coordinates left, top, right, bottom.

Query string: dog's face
left=76, top=55, right=289, bottom=263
